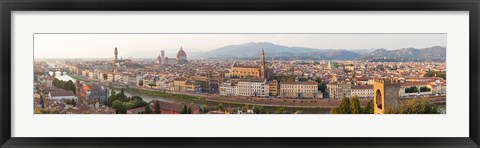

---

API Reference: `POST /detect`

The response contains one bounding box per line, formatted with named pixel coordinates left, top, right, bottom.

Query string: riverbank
left=124, top=87, right=203, bottom=101
left=69, top=74, right=92, bottom=82
left=120, top=87, right=340, bottom=109
left=115, top=87, right=332, bottom=114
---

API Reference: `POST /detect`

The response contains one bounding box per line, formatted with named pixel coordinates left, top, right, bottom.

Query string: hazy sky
left=34, top=34, right=446, bottom=58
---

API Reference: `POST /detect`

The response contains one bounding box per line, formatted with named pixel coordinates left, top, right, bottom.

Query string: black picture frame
left=1, top=0, right=479, bottom=147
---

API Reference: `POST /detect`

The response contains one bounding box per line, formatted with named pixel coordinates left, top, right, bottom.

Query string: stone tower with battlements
left=373, top=78, right=401, bottom=114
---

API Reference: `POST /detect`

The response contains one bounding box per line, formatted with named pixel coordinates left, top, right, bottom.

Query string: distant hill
left=364, top=46, right=446, bottom=62
left=198, top=42, right=445, bottom=61
left=350, top=49, right=378, bottom=55
left=201, top=42, right=362, bottom=60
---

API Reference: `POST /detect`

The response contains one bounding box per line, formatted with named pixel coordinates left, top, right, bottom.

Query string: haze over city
left=34, top=34, right=446, bottom=59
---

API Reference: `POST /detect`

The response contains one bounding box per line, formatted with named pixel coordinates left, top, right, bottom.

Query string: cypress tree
left=349, top=96, right=362, bottom=114
left=338, top=97, right=351, bottom=114
left=40, top=95, right=45, bottom=108
left=181, top=104, right=188, bottom=114
left=154, top=100, right=161, bottom=114
left=144, top=105, right=152, bottom=114
left=187, top=106, right=192, bottom=114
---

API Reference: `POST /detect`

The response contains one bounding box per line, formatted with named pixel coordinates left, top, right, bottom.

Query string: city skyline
left=34, top=34, right=446, bottom=58
left=34, top=33, right=446, bottom=114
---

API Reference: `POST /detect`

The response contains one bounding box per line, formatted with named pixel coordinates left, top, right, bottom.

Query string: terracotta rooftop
left=351, top=85, right=373, bottom=89
left=400, top=82, right=433, bottom=87
left=50, top=89, right=75, bottom=97
left=158, top=101, right=185, bottom=113
left=127, top=106, right=146, bottom=113
left=356, top=77, right=370, bottom=81
left=174, top=77, right=187, bottom=81
left=233, top=65, right=260, bottom=69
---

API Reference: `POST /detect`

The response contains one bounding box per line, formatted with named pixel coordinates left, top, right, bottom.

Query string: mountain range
left=197, top=42, right=445, bottom=62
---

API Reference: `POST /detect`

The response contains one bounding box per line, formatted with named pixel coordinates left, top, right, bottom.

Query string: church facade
left=230, top=49, right=269, bottom=80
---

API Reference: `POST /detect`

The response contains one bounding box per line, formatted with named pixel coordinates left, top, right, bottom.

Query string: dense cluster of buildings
left=34, top=76, right=115, bottom=114
left=326, top=64, right=446, bottom=99
left=218, top=49, right=320, bottom=98
left=37, top=46, right=446, bottom=104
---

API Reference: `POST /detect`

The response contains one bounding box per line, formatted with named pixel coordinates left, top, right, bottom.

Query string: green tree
left=153, top=100, right=161, bottom=114
left=143, top=105, right=152, bottom=114
left=274, top=107, right=288, bottom=114
left=217, top=103, right=224, bottom=111
left=411, top=87, right=419, bottom=93
left=420, top=86, right=431, bottom=92
left=120, top=89, right=125, bottom=95
left=72, top=99, right=76, bottom=107
left=148, top=83, right=156, bottom=88
left=40, top=95, right=45, bottom=108
left=122, top=102, right=135, bottom=111
left=110, top=89, right=117, bottom=97
left=329, top=108, right=338, bottom=114
left=67, top=80, right=76, bottom=95
left=387, top=99, right=438, bottom=114
left=338, top=97, right=351, bottom=114
left=319, top=82, right=327, bottom=94
left=181, top=104, right=188, bottom=114
left=187, top=106, right=192, bottom=114
left=314, top=78, right=327, bottom=94
left=200, top=104, right=210, bottom=113
left=51, top=78, right=76, bottom=95
left=349, top=96, right=362, bottom=114
left=117, top=89, right=126, bottom=101
left=406, top=86, right=419, bottom=93
left=106, top=90, right=117, bottom=107
left=363, top=99, right=374, bottom=114
left=424, top=70, right=446, bottom=80
left=297, top=77, right=308, bottom=82
left=130, top=96, right=147, bottom=108
left=112, top=100, right=125, bottom=114
left=253, top=106, right=266, bottom=114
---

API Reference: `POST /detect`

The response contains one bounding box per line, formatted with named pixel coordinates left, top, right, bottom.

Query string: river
left=50, top=71, right=76, bottom=82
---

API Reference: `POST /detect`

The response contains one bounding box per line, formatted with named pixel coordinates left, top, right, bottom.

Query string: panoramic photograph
left=33, top=34, right=446, bottom=114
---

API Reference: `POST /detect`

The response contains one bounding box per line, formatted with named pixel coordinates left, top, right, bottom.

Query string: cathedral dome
left=176, top=46, right=187, bottom=61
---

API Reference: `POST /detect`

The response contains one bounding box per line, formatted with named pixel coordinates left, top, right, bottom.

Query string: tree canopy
left=331, top=96, right=439, bottom=114
left=52, top=78, right=76, bottom=95
left=107, top=89, right=149, bottom=114
left=386, top=99, right=438, bottom=114
left=330, top=96, right=373, bottom=114
left=424, top=70, right=446, bottom=80
left=153, top=100, right=161, bottom=114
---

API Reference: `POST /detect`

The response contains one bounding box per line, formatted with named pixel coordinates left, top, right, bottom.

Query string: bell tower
left=260, top=48, right=266, bottom=79
left=114, top=47, right=118, bottom=63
